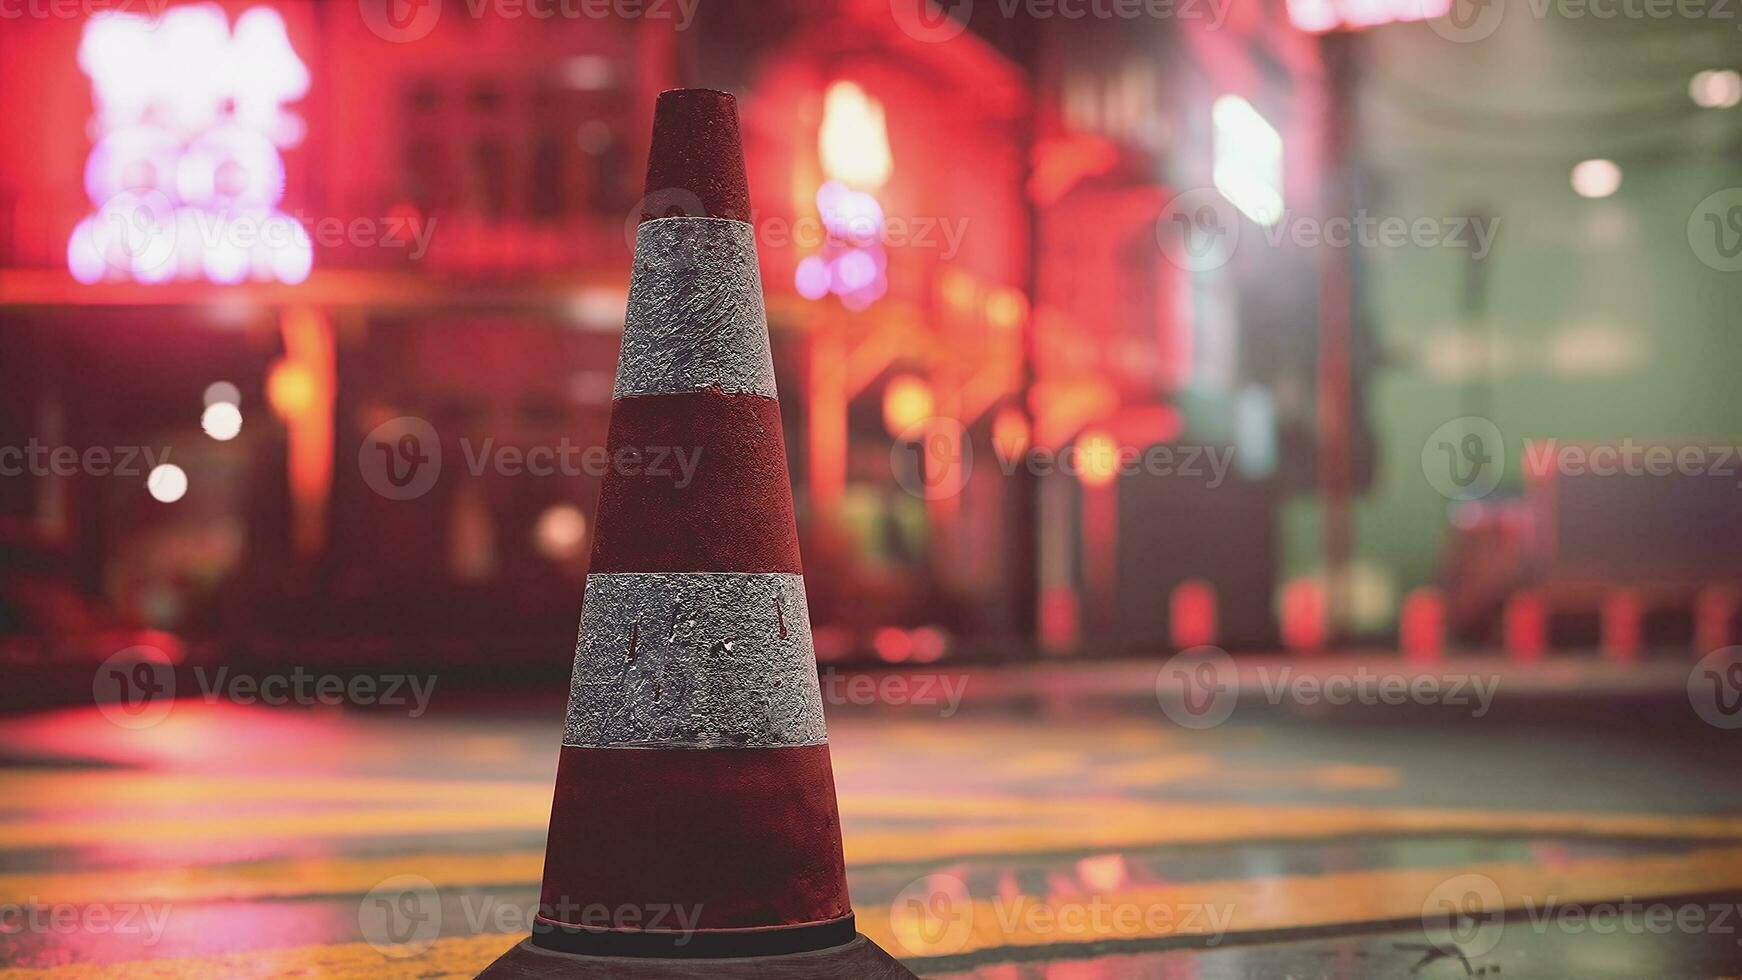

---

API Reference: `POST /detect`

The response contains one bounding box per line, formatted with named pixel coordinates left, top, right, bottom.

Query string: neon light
left=69, top=5, right=311, bottom=285
left=882, top=375, right=934, bottom=437
left=818, top=81, right=891, bottom=190
left=1211, top=96, right=1283, bottom=228
left=797, top=83, right=894, bottom=309
left=1286, top=0, right=1450, bottom=33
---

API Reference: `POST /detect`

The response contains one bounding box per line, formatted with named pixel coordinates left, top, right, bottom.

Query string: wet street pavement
left=0, top=656, right=1739, bottom=978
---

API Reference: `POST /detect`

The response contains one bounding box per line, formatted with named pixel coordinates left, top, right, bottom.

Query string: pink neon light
left=69, top=5, right=310, bottom=285
left=1286, top=0, right=1450, bottom=33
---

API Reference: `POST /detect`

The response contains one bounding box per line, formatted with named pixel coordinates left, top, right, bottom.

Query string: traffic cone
left=479, top=89, right=916, bottom=979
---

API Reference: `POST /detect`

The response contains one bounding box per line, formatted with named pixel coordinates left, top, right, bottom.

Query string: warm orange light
left=1077, top=854, right=1130, bottom=891
left=940, top=269, right=976, bottom=313
left=819, top=81, right=892, bottom=189
left=882, top=374, right=935, bottom=437
left=992, top=405, right=1031, bottom=464
left=534, top=504, right=589, bottom=562
left=272, top=307, right=335, bottom=561
left=986, top=287, right=1028, bottom=330
left=1076, top=430, right=1119, bottom=487
left=266, top=359, right=317, bottom=419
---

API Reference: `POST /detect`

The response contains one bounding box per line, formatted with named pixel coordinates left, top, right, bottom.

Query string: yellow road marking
left=0, top=773, right=550, bottom=810
left=863, top=843, right=1742, bottom=958
left=0, top=851, right=546, bottom=907
left=6, top=797, right=1742, bottom=906
left=6, top=846, right=1742, bottom=976
left=0, top=934, right=510, bottom=980
left=5, top=792, right=1742, bottom=862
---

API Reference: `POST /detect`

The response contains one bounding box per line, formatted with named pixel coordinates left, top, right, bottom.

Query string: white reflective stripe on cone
left=563, top=572, right=826, bottom=749
left=616, top=217, right=776, bottom=400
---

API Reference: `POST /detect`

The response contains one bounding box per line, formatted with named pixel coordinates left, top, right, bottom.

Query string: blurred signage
left=1285, top=0, right=1450, bottom=33
left=68, top=5, right=312, bottom=285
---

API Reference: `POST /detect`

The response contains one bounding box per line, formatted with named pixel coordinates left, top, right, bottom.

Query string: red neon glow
left=872, top=627, right=914, bottom=663
left=1399, top=587, right=1445, bottom=663
left=69, top=5, right=311, bottom=285
left=1286, top=0, right=1450, bottom=33
left=1696, top=586, right=1741, bottom=655
left=1280, top=578, right=1327, bottom=653
left=1601, top=590, right=1641, bottom=664
left=1170, top=579, right=1219, bottom=649
left=1040, top=585, right=1081, bottom=654
left=1504, top=592, right=1547, bottom=662
left=797, top=82, right=893, bottom=310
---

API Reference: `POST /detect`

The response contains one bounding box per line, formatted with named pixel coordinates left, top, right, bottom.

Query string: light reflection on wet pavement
left=0, top=657, right=1739, bottom=978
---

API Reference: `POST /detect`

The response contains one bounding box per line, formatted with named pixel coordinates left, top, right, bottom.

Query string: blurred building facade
left=2, top=0, right=1738, bottom=677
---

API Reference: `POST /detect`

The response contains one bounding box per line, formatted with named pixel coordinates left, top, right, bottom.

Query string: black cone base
left=476, top=934, right=919, bottom=979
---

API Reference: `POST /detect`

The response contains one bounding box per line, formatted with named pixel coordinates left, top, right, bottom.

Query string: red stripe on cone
left=540, top=744, right=850, bottom=930
left=640, top=89, right=750, bottom=224
left=589, top=390, right=801, bottom=574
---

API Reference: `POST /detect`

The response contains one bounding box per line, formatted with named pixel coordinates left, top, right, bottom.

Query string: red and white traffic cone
left=479, top=89, right=915, bottom=979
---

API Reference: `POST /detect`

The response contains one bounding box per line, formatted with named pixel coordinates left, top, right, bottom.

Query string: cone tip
left=641, top=88, right=751, bottom=225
